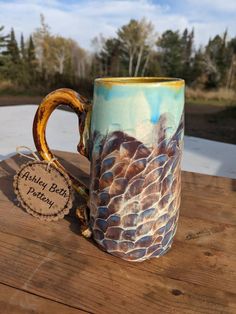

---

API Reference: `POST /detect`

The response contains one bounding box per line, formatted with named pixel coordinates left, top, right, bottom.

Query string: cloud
left=185, top=0, right=236, bottom=13
left=0, top=0, right=235, bottom=50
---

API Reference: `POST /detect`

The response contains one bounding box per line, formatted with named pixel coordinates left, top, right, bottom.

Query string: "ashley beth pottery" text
left=20, top=171, right=69, bottom=209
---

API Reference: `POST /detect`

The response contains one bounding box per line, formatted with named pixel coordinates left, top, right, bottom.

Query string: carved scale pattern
left=88, top=114, right=184, bottom=261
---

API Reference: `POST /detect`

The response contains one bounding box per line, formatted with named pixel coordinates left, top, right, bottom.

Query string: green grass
left=186, top=87, right=236, bottom=107
left=186, top=98, right=236, bottom=107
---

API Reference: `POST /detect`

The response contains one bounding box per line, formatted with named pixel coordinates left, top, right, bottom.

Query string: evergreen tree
left=156, top=29, right=195, bottom=83
left=23, top=35, right=38, bottom=85
left=205, top=31, right=230, bottom=87
left=0, top=26, right=9, bottom=68
left=27, top=35, right=36, bottom=65
left=0, top=26, right=8, bottom=50
left=226, top=37, right=236, bottom=89
left=1, top=27, right=21, bottom=81
left=191, top=49, right=205, bottom=87
left=181, top=28, right=194, bottom=83
left=157, top=30, right=183, bottom=77
left=17, top=33, right=28, bottom=87
left=20, top=33, right=26, bottom=60
left=6, top=28, right=20, bottom=63
left=97, top=38, right=123, bottom=76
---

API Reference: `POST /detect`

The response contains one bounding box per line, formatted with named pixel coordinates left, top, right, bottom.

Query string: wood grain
left=181, top=172, right=236, bottom=225
left=0, top=231, right=235, bottom=314
left=178, top=216, right=236, bottom=253
left=0, top=283, right=86, bottom=314
left=0, top=199, right=235, bottom=294
left=0, top=151, right=235, bottom=313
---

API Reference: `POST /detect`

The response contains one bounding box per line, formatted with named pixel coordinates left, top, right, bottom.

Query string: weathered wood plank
left=0, top=154, right=236, bottom=287
left=146, top=240, right=236, bottom=293
left=0, top=283, right=86, bottom=314
left=0, top=231, right=235, bottom=314
left=1, top=192, right=235, bottom=256
left=181, top=171, right=236, bottom=225
left=177, top=216, right=236, bottom=253
left=181, top=195, right=236, bottom=225
left=182, top=171, right=236, bottom=195
left=0, top=197, right=236, bottom=295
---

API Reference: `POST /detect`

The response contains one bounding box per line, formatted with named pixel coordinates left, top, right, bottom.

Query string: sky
left=0, top=0, right=236, bottom=50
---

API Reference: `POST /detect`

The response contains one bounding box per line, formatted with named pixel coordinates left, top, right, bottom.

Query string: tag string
left=46, top=157, right=57, bottom=171
left=16, top=146, right=40, bottom=161
left=16, top=146, right=57, bottom=170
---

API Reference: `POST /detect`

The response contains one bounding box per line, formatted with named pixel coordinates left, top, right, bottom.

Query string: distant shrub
left=0, top=79, right=14, bottom=91
left=186, top=87, right=236, bottom=102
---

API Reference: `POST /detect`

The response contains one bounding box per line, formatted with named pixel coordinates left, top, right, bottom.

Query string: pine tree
left=25, top=35, right=38, bottom=85
left=6, top=28, right=20, bottom=63
left=1, top=27, right=21, bottom=81
left=157, top=30, right=183, bottom=77
left=20, top=33, right=26, bottom=60
left=18, top=33, right=29, bottom=87
left=0, top=25, right=9, bottom=67
left=205, top=31, right=230, bottom=87
left=226, top=37, right=236, bottom=89
left=27, top=35, right=36, bottom=65
left=181, top=28, right=194, bottom=83
left=97, top=38, right=122, bottom=76
left=191, top=49, right=205, bottom=87
left=0, top=26, right=8, bottom=50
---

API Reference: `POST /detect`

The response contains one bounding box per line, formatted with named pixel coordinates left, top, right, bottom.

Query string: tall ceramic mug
left=33, top=77, right=184, bottom=262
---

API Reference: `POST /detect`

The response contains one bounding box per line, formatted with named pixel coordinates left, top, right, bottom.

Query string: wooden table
left=0, top=150, right=235, bottom=314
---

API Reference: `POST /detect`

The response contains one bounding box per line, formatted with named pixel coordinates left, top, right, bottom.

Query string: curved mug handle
left=33, top=88, right=92, bottom=237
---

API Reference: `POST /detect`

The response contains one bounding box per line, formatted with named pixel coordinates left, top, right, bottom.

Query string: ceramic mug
left=33, top=77, right=185, bottom=262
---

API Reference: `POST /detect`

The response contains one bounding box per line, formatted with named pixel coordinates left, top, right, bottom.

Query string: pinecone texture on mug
left=89, top=107, right=184, bottom=261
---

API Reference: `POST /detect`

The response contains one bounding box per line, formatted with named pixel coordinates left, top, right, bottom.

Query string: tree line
left=0, top=16, right=236, bottom=97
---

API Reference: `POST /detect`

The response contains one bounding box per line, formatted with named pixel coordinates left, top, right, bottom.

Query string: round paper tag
left=13, top=161, right=73, bottom=221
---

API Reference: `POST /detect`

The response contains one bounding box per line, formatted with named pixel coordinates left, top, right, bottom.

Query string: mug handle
left=33, top=88, right=92, bottom=237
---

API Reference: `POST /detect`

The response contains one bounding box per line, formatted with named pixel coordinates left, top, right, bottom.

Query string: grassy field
left=186, top=87, right=236, bottom=106
left=184, top=88, right=236, bottom=144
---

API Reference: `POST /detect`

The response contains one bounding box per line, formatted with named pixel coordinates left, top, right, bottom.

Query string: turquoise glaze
left=92, top=79, right=184, bottom=144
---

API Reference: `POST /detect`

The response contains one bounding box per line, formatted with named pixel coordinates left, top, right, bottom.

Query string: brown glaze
left=89, top=114, right=184, bottom=261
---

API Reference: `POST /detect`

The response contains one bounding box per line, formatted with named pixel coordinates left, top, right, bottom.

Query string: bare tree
left=118, top=18, right=156, bottom=76
left=134, top=19, right=155, bottom=76
left=33, top=16, right=90, bottom=79
left=118, top=20, right=139, bottom=76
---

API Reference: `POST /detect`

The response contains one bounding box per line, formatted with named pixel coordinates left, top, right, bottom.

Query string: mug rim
left=95, top=77, right=185, bottom=87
